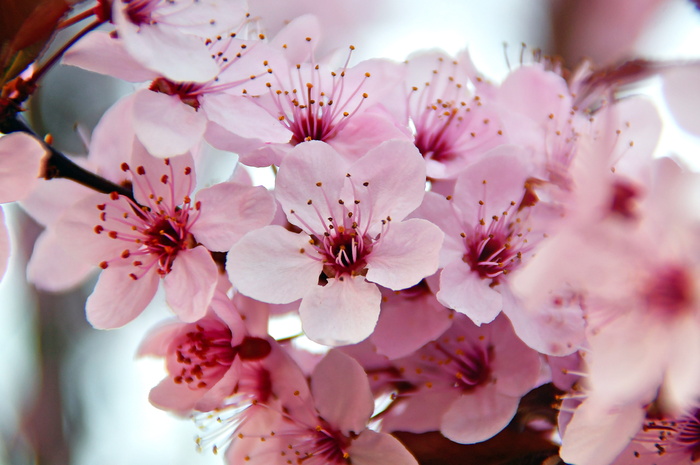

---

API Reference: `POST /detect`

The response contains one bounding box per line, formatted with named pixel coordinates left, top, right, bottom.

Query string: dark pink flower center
left=282, top=421, right=351, bottom=465
left=316, top=226, right=373, bottom=279
left=644, top=265, right=693, bottom=318
left=634, top=410, right=700, bottom=461
left=150, top=77, right=203, bottom=109
left=93, top=159, right=199, bottom=278
left=407, top=56, right=501, bottom=171
left=123, top=0, right=158, bottom=26
left=265, top=47, right=369, bottom=145
left=173, top=322, right=236, bottom=390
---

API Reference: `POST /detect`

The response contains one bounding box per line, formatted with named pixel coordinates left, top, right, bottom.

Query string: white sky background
left=2, top=1, right=700, bottom=464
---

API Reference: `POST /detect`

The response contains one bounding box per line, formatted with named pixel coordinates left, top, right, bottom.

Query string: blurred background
left=2, top=0, right=700, bottom=464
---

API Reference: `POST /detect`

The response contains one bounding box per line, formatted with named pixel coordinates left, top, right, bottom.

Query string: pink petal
left=486, top=315, right=542, bottom=397
left=132, top=89, right=206, bottom=157
left=350, top=430, right=419, bottom=465
left=27, top=229, right=95, bottom=292
left=190, top=183, right=276, bottom=252
left=87, top=95, right=138, bottom=178
left=437, top=264, right=503, bottom=325
left=163, top=246, right=217, bottom=322
left=300, top=276, right=381, bottom=346
left=269, top=14, right=321, bottom=64
left=137, top=321, right=185, bottom=357
left=227, top=226, right=322, bottom=304
left=365, top=218, right=443, bottom=290
left=130, top=144, right=196, bottom=209
left=114, top=3, right=219, bottom=83
left=201, top=93, right=292, bottom=143
left=275, top=141, right=349, bottom=232
left=327, top=107, right=412, bottom=161
left=54, top=193, right=132, bottom=264
left=560, top=399, right=645, bottom=465
left=503, top=290, right=586, bottom=357
left=86, top=266, right=159, bottom=329
left=451, top=146, right=530, bottom=221
left=441, top=388, right=520, bottom=444
left=371, top=287, right=452, bottom=359
left=347, top=139, right=426, bottom=228
left=312, top=350, right=374, bottom=435
left=149, top=376, right=207, bottom=415
left=62, top=30, right=157, bottom=82
left=380, top=390, right=455, bottom=433
left=0, top=132, right=46, bottom=203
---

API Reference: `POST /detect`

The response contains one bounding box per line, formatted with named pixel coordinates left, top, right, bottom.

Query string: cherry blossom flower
left=380, top=313, right=541, bottom=444
left=111, top=0, right=249, bottom=83
left=239, top=21, right=410, bottom=167
left=619, top=408, right=700, bottom=465
left=56, top=143, right=276, bottom=328
left=64, top=29, right=290, bottom=158
left=226, top=350, right=419, bottom=465
left=228, top=140, right=443, bottom=345
left=402, top=50, right=504, bottom=180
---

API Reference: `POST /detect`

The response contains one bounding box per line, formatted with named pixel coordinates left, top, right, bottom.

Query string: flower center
left=317, top=226, right=373, bottom=279
left=635, top=410, right=700, bottom=461
left=94, top=159, right=200, bottom=278
left=264, top=46, right=370, bottom=145
left=123, top=0, right=158, bottom=26
left=644, top=265, right=694, bottom=318
left=173, top=322, right=237, bottom=390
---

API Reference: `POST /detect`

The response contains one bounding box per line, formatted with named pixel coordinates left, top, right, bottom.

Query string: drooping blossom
left=379, top=313, right=541, bottom=444
left=56, top=143, right=276, bottom=328
left=228, top=140, right=443, bottom=345
left=0, top=132, right=47, bottom=278
left=226, top=349, right=419, bottom=465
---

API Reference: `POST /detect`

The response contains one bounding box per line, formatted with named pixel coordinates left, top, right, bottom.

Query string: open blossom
left=111, top=0, right=249, bottom=83
left=615, top=408, right=700, bottom=465
left=239, top=17, right=410, bottom=167
left=0, top=132, right=47, bottom=278
left=416, top=146, right=585, bottom=355
left=64, top=28, right=290, bottom=158
left=403, top=50, right=504, bottom=180
left=228, top=140, right=443, bottom=345
left=227, top=350, right=419, bottom=465
left=380, top=313, right=541, bottom=444
left=56, top=143, right=276, bottom=328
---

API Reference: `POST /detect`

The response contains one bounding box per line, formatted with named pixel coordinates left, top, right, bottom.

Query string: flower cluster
left=2, top=1, right=700, bottom=464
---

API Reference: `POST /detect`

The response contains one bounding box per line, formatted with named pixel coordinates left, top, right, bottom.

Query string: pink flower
left=619, top=408, right=700, bottom=465
left=56, top=143, right=276, bottom=328
left=228, top=140, right=443, bottom=345
left=380, top=313, right=541, bottom=444
left=403, top=50, right=504, bottom=179
left=226, top=350, right=419, bottom=465
left=417, top=145, right=586, bottom=355
left=239, top=19, right=410, bottom=166
left=111, top=0, right=249, bottom=83
left=64, top=30, right=291, bottom=158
